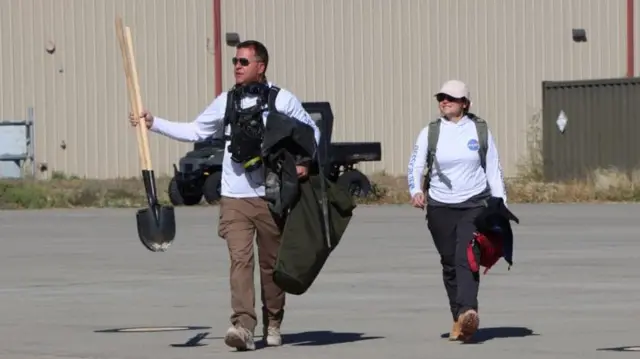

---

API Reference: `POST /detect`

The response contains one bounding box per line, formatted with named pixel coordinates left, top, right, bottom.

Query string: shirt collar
left=441, top=114, right=470, bottom=126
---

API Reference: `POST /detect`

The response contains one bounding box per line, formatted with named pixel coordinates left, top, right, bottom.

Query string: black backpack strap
left=267, top=85, right=280, bottom=113
left=222, top=89, right=236, bottom=128
left=422, top=118, right=441, bottom=193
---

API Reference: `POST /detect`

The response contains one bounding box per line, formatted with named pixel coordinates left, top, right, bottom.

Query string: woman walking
left=407, top=80, right=508, bottom=342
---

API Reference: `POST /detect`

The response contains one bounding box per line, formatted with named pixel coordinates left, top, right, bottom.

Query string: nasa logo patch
left=467, top=139, right=479, bottom=151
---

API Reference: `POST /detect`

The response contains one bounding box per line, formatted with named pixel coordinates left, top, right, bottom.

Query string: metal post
left=28, top=107, right=35, bottom=178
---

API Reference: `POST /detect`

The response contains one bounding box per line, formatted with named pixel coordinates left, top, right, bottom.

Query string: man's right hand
left=129, top=110, right=154, bottom=129
left=411, top=192, right=425, bottom=209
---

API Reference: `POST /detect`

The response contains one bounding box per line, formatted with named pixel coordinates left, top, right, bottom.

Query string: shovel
left=115, top=17, right=176, bottom=252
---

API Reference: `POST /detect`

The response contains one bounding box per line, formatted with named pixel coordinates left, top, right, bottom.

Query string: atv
left=167, top=137, right=225, bottom=206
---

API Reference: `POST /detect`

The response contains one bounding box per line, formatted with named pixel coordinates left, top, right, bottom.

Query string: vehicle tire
left=168, top=177, right=203, bottom=206
left=336, top=169, right=372, bottom=198
left=203, top=170, right=223, bottom=204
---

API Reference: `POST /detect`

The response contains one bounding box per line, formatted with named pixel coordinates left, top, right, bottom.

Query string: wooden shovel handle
left=124, top=27, right=153, bottom=171
left=115, top=18, right=145, bottom=170
left=115, top=17, right=152, bottom=171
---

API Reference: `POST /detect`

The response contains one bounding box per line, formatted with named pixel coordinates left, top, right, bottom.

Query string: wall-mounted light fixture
left=225, top=32, right=241, bottom=47
left=572, top=28, right=587, bottom=42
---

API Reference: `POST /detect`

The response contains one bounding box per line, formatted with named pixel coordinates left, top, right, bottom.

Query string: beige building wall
left=0, top=0, right=214, bottom=179
left=0, top=0, right=635, bottom=180
left=221, top=0, right=633, bottom=177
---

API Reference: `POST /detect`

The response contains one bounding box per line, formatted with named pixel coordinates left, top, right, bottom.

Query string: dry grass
left=359, top=110, right=640, bottom=205
left=2, top=108, right=639, bottom=209
left=362, top=168, right=640, bottom=205
left=0, top=174, right=173, bottom=210
left=2, top=166, right=640, bottom=210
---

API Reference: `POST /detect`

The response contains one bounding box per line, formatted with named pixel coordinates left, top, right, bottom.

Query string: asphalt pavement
left=1, top=203, right=640, bottom=358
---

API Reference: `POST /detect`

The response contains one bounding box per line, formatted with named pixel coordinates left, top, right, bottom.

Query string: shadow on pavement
left=440, top=326, right=539, bottom=344
left=171, top=330, right=384, bottom=348
left=596, top=346, right=640, bottom=352
left=282, top=330, right=384, bottom=346
left=94, top=325, right=212, bottom=334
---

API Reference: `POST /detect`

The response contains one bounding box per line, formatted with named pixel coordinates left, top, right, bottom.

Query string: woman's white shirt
left=407, top=116, right=507, bottom=204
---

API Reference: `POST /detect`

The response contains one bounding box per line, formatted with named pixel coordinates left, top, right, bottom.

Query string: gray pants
left=426, top=205, right=483, bottom=320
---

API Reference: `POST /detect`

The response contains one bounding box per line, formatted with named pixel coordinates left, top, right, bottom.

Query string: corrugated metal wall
left=0, top=0, right=214, bottom=179
left=221, top=0, right=632, bottom=178
left=0, top=0, right=635, bottom=179
left=542, top=77, right=640, bottom=182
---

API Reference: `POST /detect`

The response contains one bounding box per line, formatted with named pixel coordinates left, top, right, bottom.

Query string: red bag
left=467, top=231, right=510, bottom=275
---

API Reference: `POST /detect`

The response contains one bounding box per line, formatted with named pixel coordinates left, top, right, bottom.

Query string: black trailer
left=302, top=101, right=381, bottom=197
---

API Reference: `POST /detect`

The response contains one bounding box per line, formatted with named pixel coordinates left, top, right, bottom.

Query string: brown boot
left=449, top=320, right=462, bottom=341
left=457, top=309, right=479, bottom=342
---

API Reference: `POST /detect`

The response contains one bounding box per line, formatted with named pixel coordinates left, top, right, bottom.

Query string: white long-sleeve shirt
left=150, top=83, right=321, bottom=199
left=407, top=115, right=507, bottom=205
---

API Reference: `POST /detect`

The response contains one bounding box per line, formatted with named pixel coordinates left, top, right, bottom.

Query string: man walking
left=129, top=40, right=320, bottom=351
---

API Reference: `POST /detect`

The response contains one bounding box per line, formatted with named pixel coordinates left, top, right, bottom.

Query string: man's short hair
left=237, top=40, right=269, bottom=71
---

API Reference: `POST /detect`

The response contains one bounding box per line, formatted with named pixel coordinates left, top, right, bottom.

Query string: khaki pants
left=217, top=196, right=285, bottom=332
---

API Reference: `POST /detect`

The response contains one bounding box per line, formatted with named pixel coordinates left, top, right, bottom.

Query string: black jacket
left=473, top=197, right=520, bottom=267
left=262, top=111, right=318, bottom=216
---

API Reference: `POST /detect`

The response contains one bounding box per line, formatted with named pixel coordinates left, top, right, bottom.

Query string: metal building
left=542, top=77, right=640, bottom=182
left=1, top=0, right=637, bottom=180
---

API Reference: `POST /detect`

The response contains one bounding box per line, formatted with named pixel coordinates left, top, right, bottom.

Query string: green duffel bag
left=273, top=174, right=356, bottom=295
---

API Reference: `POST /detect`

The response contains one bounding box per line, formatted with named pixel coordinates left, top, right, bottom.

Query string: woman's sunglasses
left=436, top=94, right=464, bottom=102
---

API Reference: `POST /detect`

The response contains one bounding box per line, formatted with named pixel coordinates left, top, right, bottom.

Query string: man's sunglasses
left=232, top=57, right=251, bottom=66
left=436, top=94, right=464, bottom=102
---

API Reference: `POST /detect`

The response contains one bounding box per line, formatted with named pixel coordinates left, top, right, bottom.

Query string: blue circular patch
left=467, top=139, right=479, bottom=151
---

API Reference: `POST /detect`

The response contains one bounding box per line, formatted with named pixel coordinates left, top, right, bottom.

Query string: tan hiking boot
left=458, top=309, right=480, bottom=342
left=449, top=320, right=462, bottom=341
left=263, top=326, right=282, bottom=346
left=224, top=325, right=255, bottom=351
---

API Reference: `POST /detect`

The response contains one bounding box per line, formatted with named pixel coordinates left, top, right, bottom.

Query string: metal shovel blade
left=136, top=204, right=176, bottom=252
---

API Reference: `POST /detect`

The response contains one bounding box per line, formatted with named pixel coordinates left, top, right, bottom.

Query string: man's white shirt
left=407, top=115, right=507, bottom=204
left=150, top=83, right=321, bottom=198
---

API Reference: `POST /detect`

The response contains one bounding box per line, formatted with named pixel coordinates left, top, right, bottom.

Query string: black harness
left=222, top=82, right=280, bottom=172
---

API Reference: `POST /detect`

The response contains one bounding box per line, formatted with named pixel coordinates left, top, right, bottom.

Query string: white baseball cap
left=435, top=80, right=470, bottom=100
